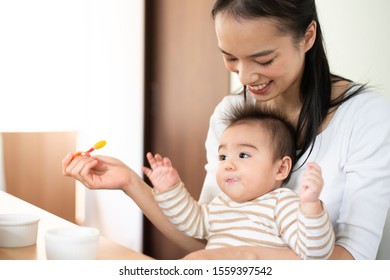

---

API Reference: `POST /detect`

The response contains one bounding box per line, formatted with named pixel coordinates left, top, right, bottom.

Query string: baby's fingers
left=146, top=152, right=155, bottom=165
left=146, top=152, right=162, bottom=170
left=306, top=162, right=322, bottom=173
left=301, top=171, right=324, bottom=192
left=163, top=157, right=173, bottom=167
left=142, top=166, right=152, bottom=178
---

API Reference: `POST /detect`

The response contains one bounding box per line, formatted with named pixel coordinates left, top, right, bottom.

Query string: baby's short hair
left=223, top=103, right=296, bottom=182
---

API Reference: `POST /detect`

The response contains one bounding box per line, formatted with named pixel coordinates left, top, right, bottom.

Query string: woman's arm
left=329, top=245, right=354, bottom=260
left=125, top=177, right=207, bottom=252
left=62, top=153, right=206, bottom=252
left=182, top=246, right=300, bottom=260
left=182, top=244, right=354, bottom=260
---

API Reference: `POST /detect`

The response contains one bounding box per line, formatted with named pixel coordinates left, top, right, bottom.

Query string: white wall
left=317, top=0, right=390, bottom=100
left=0, top=0, right=88, bottom=132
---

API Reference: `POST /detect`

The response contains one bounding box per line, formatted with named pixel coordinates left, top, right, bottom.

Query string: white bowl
left=0, top=213, right=40, bottom=248
left=45, top=226, right=100, bottom=260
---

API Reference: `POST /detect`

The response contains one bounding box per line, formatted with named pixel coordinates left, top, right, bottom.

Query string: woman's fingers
left=65, top=155, right=93, bottom=178
left=62, top=153, right=74, bottom=176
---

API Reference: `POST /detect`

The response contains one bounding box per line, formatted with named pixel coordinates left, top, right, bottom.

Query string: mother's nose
left=235, top=63, right=259, bottom=86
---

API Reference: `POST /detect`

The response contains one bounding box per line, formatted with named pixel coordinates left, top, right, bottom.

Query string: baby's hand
left=142, top=152, right=180, bottom=192
left=299, top=162, right=323, bottom=203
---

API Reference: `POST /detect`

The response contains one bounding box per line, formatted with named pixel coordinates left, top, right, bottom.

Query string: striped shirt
left=154, top=182, right=335, bottom=259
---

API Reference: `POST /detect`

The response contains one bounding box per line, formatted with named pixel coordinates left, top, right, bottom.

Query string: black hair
left=223, top=103, right=296, bottom=183
left=212, top=0, right=366, bottom=166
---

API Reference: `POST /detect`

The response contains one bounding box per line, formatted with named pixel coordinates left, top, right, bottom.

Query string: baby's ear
left=275, top=156, right=292, bottom=181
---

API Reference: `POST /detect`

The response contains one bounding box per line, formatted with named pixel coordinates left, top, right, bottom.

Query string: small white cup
left=45, top=226, right=99, bottom=260
left=0, top=213, right=40, bottom=248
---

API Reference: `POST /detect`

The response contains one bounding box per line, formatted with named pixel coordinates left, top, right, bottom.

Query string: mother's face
left=214, top=13, right=316, bottom=103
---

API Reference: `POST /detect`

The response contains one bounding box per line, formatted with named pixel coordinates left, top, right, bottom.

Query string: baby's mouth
left=226, top=177, right=239, bottom=183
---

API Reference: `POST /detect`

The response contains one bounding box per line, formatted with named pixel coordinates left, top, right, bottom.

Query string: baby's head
left=217, top=104, right=296, bottom=202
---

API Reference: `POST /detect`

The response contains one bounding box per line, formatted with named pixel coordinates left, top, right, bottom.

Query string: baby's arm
left=142, top=152, right=180, bottom=192
left=299, top=162, right=324, bottom=215
left=144, top=152, right=209, bottom=238
left=281, top=163, right=334, bottom=259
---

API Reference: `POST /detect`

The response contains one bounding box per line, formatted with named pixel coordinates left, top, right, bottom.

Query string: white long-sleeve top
left=199, top=89, right=390, bottom=259
left=154, top=182, right=335, bottom=260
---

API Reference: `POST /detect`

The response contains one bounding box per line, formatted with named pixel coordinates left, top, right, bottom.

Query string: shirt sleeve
left=153, top=182, right=210, bottom=239
left=296, top=205, right=335, bottom=259
left=275, top=190, right=335, bottom=259
left=337, top=93, right=390, bottom=259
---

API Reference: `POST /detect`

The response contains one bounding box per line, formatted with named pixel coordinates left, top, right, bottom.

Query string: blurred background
left=0, top=0, right=389, bottom=260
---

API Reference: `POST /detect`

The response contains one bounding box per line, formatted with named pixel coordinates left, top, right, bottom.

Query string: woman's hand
left=62, top=152, right=207, bottom=253
left=62, top=153, right=138, bottom=192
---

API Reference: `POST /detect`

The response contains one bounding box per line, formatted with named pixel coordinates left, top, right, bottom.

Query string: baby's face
left=217, top=122, right=282, bottom=202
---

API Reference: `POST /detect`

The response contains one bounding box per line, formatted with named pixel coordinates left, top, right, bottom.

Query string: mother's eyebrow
left=219, top=47, right=276, bottom=58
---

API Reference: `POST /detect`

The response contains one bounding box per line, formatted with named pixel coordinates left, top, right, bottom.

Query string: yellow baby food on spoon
left=72, top=140, right=106, bottom=158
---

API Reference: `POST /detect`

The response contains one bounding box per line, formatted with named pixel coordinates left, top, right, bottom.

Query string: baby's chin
left=221, top=189, right=252, bottom=203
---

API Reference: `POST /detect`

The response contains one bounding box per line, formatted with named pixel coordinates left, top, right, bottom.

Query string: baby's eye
left=239, top=153, right=250, bottom=159
left=219, top=155, right=227, bottom=161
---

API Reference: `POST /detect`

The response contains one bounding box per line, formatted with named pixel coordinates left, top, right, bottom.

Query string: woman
left=62, top=0, right=390, bottom=259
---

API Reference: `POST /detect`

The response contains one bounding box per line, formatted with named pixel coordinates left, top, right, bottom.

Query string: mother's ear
left=304, top=20, right=317, bottom=52
left=275, top=156, right=292, bottom=181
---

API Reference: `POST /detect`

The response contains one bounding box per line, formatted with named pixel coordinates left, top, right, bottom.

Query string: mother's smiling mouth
left=248, top=81, right=271, bottom=91
left=248, top=81, right=272, bottom=95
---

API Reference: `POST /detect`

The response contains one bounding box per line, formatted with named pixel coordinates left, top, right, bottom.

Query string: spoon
left=72, top=140, right=106, bottom=158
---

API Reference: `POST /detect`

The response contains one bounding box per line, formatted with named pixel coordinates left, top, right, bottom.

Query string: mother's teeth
left=250, top=82, right=269, bottom=90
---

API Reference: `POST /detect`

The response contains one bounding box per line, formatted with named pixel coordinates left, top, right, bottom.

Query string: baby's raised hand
left=299, top=162, right=324, bottom=203
left=142, top=152, right=180, bottom=192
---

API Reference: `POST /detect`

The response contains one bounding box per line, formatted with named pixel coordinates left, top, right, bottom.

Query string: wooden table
left=0, top=191, right=153, bottom=260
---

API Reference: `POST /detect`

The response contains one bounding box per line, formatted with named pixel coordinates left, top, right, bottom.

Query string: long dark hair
left=211, top=0, right=366, bottom=165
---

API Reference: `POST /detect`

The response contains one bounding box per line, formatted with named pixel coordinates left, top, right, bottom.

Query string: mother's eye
left=225, top=58, right=237, bottom=63
left=223, top=55, right=238, bottom=62
left=257, top=59, right=274, bottom=67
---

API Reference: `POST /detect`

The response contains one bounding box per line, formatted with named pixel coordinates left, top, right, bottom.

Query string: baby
left=143, top=104, right=334, bottom=259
